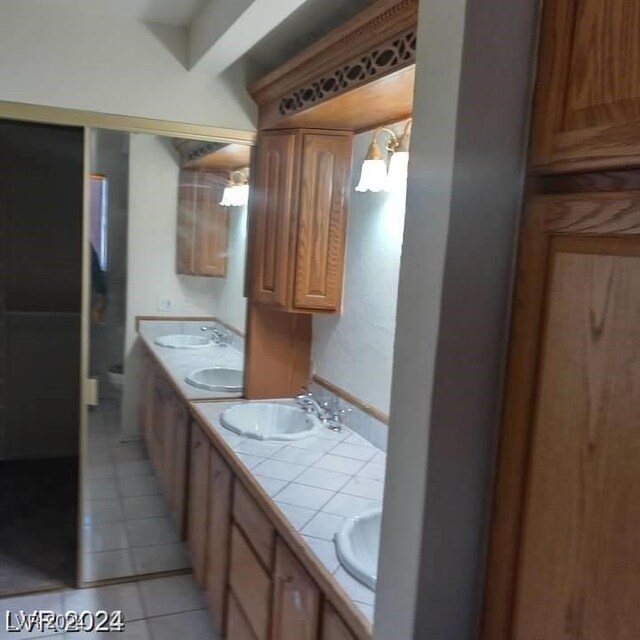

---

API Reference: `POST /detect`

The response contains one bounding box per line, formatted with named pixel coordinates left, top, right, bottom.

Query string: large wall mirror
left=85, top=128, right=252, bottom=584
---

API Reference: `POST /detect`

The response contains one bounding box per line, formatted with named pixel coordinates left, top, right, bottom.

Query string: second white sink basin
left=335, top=508, right=382, bottom=591
left=221, top=402, right=321, bottom=441
left=185, top=367, right=243, bottom=392
left=155, top=334, right=212, bottom=349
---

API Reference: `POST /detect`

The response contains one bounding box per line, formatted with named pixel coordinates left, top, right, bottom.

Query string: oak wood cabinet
left=271, top=539, right=321, bottom=640
left=483, top=191, right=640, bottom=639
left=531, top=0, right=640, bottom=173
left=205, top=447, right=233, bottom=635
left=322, top=603, right=358, bottom=640
left=249, top=129, right=352, bottom=313
left=177, top=169, right=229, bottom=277
left=227, top=592, right=258, bottom=640
left=229, top=525, right=272, bottom=640
left=187, top=420, right=211, bottom=586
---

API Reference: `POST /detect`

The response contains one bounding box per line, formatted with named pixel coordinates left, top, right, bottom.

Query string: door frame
left=0, top=100, right=256, bottom=589
left=481, top=190, right=640, bottom=639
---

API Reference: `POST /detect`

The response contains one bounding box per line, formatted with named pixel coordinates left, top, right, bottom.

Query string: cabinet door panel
left=532, top=0, right=640, bottom=170
left=271, top=539, right=320, bottom=640
left=250, top=132, right=297, bottom=308
left=187, top=421, right=210, bottom=586
left=483, top=192, right=640, bottom=640
left=294, top=132, right=351, bottom=311
left=205, top=447, right=233, bottom=635
left=233, top=481, right=274, bottom=569
left=227, top=593, right=258, bottom=640
left=195, top=172, right=229, bottom=277
left=176, top=169, right=197, bottom=274
left=321, top=604, right=357, bottom=640
left=229, top=526, right=271, bottom=640
left=165, top=390, right=189, bottom=534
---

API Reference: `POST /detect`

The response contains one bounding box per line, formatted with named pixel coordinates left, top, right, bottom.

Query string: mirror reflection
left=83, top=129, right=250, bottom=584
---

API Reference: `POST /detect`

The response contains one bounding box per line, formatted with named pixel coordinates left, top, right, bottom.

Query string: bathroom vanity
left=138, top=319, right=383, bottom=640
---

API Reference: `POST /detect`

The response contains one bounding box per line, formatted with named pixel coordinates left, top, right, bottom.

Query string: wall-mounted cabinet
left=530, top=0, right=640, bottom=173
left=249, top=129, right=352, bottom=314
left=177, top=169, right=229, bottom=277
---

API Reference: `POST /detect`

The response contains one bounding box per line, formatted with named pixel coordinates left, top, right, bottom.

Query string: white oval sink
left=335, top=508, right=381, bottom=591
left=185, top=367, right=243, bottom=392
left=221, top=402, right=321, bottom=441
left=155, top=334, right=212, bottom=349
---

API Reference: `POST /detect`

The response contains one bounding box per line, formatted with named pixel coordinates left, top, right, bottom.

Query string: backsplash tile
left=307, top=381, right=388, bottom=452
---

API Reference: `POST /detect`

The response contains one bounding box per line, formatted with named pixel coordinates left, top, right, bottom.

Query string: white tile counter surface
left=194, top=400, right=386, bottom=623
left=138, top=320, right=244, bottom=401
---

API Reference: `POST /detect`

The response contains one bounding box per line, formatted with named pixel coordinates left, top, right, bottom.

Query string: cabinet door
left=187, top=421, right=210, bottom=586
left=195, top=172, right=229, bottom=277
left=531, top=0, right=640, bottom=171
left=205, top=447, right=233, bottom=635
left=483, top=192, right=640, bottom=640
left=176, top=169, right=197, bottom=275
left=227, top=593, right=258, bottom=640
left=250, top=131, right=298, bottom=308
left=139, top=351, right=155, bottom=448
left=149, top=379, right=166, bottom=478
left=293, top=132, right=352, bottom=312
left=271, top=539, right=320, bottom=640
left=163, top=389, right=189, bottom=534
left=321, top=604, right=357, bottom=640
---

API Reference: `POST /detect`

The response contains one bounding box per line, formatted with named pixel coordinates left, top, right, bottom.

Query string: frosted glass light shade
left=220, top=184, right=249, bottom=207
left=355, top=159, right=388, bottom=193
left=385, top=151, right=409, bottom=192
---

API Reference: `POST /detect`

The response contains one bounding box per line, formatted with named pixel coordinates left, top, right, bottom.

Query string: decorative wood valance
left=172, top=139, right=252, bottom=171
left=250, top=0, right=418, bottom=131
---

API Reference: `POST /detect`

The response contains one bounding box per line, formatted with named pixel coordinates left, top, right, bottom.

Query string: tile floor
left=82, top=401, right=189, bottom=583
left=0, top=574, right=218, bottom=639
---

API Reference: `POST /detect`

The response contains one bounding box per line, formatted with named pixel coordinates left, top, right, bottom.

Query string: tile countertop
left=138, top=320, right=244, bottom=401
left=193, top=400, right=386, bottom=623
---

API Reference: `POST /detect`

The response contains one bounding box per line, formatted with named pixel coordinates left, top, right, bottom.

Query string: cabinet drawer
left=227, top=592, right=258, bottom=640
left=233, top=480, right=275, bottom=568
left=321, top=603, right=357, bottom=640
left=229, top=525, right=271, bottom=640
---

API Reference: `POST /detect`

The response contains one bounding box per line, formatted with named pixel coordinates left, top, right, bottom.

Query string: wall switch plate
left=157, top=297, right=173, bottom=311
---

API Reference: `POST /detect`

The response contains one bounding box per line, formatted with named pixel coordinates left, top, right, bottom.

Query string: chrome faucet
left=201, top=325, right=230, bottom=347
left=295, top=391, right=348, bottom=432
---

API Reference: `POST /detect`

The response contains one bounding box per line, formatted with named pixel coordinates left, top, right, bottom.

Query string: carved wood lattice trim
left=278, top=29, right=417, bottom=117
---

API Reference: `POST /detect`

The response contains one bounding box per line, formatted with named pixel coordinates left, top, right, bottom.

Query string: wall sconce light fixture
left=354, top=119, right=412, bottom=193
left=220, top=168, right=250, bottom=207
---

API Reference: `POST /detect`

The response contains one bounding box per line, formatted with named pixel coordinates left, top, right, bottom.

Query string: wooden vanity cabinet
left=177, top=169, right=229, bottom=277
left=187, top=420, right=211, bottom=586
left=271, top=539, right=321, bottom=640
left=322, top=604, right=358, bottom=640
left=205, top=447, right=233, bottom=635
left=227, top=592, right=258, bottom=640
left=531, top=0, right=640, bottom=172
left=249, top=129, right=352, bottom=313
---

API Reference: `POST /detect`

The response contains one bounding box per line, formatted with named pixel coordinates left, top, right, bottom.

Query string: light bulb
left=355, top=159, right=388, bottom=193
left=385, top=151, right=409, bottom=192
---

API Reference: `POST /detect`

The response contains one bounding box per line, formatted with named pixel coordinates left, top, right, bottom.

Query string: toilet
left=108, top=364, right=124, bottom=393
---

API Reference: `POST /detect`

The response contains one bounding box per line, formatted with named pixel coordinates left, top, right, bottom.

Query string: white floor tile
left=84, top=478, right=119, bottom=501
left=333, top=567, right=375, bottom=605
left=329, top=442, right=377, bottom=462
left=341, top=477, right=385, bottom=501
left=147, top=609, right=215, bottom=640
left=252, top=459, right=306, bottom=482
left=313, top=454, right=367, bottom=475
left=82, top=549, right=134, bottom=582
left=302, top=536, right=340, bottom=573
left=112, top=442, right=148, bottom=462
left=252, top=475, right=288, bottom=497
left=82, top=521, right=129, bottom=553
left=118, top=476, right=162, bottom=498
left=138, top=575, right=206, bottom=618
left=132, top=543, right=190, bottom=574
left=0, top=591, right=64, bottom=640
left=274, top=483, right=335, bottom=510
left=83, top=498, right=124, bottom=525
left=126, top=518, right=180, bottom=548
left=274, top=502, right=317, bottom=530
left=294, top=467, right=351, bottom=492
left=116, top=461, right=154, bottom=479
left=85, top=463, right=116, bottom=480
left=301, top=512, right=345, bottom=541
left=71, top=619, right=151, bottom=639
left=321, top=493, right=381, bottom=518
left=123, top=495, right=167, bottom=520
left=63, top=582, right=145, bottom=622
